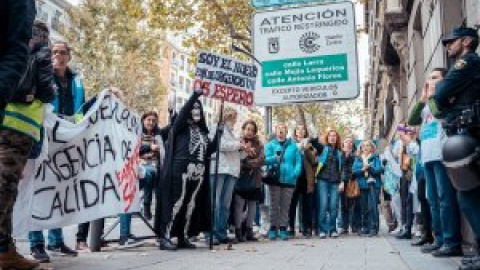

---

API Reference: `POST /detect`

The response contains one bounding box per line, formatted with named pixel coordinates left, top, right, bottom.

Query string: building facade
left=158, top=37, right=221, bottom=127
left=34, top=0, right=71, bottom=42
left=159, top=35, right=252, bottom=130
left=365, top=0, right=480, bottom=244
left=365, top=0, right=480, bottom=140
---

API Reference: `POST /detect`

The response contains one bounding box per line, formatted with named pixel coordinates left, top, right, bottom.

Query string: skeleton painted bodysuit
left=156, top=92, right=218, bottom=240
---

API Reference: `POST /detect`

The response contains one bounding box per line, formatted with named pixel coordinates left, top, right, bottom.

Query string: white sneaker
left=319, top=232, right=326, bottom=239
left=117, top=237, right=143, bottom=249
left=390, top=227, right=402, bottom=235
left=331, top=231, right=339, bottom=238
left=415, top=230, right=422, bottom=238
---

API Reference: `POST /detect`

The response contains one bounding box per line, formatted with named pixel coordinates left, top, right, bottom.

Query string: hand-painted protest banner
left=194, top=51, right=258, bottom=107
left=13, top=90, right=142, bottom=236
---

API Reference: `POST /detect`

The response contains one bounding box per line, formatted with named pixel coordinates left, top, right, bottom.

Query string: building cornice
left=49, top=0, right=72, bottom=10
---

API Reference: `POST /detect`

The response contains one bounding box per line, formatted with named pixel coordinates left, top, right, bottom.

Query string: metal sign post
left=210, top=99, right=224, bottom=250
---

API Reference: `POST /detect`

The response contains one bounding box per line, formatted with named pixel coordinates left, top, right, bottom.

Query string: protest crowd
left=1, top=1, right=480, bottom=270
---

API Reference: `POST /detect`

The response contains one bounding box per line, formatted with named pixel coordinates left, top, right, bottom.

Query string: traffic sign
left=252, top=0, right=339, bottom=9
left=253, top=1, right=359, bottom=105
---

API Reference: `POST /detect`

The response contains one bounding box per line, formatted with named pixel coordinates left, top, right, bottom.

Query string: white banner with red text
left=13, top=90, right=142, bottom=236
left=194, top=51, right=258, bottom=107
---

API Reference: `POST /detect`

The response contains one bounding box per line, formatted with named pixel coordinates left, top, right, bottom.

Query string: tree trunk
left=295, top=105, right=306, bottom=126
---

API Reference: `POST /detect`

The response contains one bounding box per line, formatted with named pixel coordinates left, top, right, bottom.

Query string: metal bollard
left=89, top=218, right=105, bottom=252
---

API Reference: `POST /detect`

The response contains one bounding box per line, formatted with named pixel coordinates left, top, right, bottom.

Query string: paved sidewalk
left=387, top=235, right=461, bottom=270
left=13, top=219, right=461, bottom=270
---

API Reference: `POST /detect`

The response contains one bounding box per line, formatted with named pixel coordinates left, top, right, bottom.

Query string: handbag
left=235, top=170, right=262, bottom=200
left=400, top=146, right=411, bottom=171
left=261, top=164, right=280, bottom=185
left=345, top=179, right=360, bottom=198
left=261, top=143, right=288, bottom=185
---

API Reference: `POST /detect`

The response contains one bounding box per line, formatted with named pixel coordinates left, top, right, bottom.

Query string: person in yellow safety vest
left=0, top=6, right=54, bottom=269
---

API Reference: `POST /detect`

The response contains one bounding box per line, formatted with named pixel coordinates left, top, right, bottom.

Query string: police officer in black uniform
left=431, top=27, right=480, bottom=130
left=430, top=27, right=480, bottom=270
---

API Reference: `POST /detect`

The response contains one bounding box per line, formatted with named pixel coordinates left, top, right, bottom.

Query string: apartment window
left=177, top=97, right=185, bottom=107
left=179, top=76, right=185, bottom=91
left=180, top=55, right=185, bottom=70
left=36, top=0, right=44, bottom=10
left=170, top=72, right=176, bottom=87
left=51, top=10, right=62, bottom=32
left=172, top=51, right=176, bottom=62
left=185, top=79, right=191, bottom=93
left=36, top=1, right=48, bottom=22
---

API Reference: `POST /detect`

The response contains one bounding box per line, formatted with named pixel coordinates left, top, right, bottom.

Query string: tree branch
left=207, top=0, right=249, bottom=42
left=240, top=41, right=251, bottom=53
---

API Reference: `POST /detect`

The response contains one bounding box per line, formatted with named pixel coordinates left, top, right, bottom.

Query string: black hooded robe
left=155, top=92, right=218, bottom=240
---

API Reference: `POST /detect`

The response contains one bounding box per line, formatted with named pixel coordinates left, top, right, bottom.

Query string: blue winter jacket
left=352, top=154, right=383, bottom=190
left=51, top=69, right=85, bottom=116
left=264, top=138, right=302, bottom=186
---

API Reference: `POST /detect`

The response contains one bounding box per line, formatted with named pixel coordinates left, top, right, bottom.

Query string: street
left=15, top=217, right=461, bottom=270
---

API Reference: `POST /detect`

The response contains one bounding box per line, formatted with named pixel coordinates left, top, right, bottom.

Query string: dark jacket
left=33, top=45, right=55, bottom=103
left=432, top=52, right=480, bottom=124
left=10, top=43, right=55, bottom=104
left=0, top=0, right=36, bottom=109
left=341, top=151, right=356, bottom=183
left=241, top=136, right=265, bottom=186
left=311, top=138, right=342, bottom=183
left=155, top=92, right=219, bottom=238
left=303, top=145, right=317, bottom=193
left=52, top=68, right=85, bottom=117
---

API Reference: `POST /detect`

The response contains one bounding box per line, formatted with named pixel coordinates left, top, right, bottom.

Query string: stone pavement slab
left=13, top=231, right=460, bottom=270
left=386, top=235, right=461, bottom=270
left=12, top=216, right=461, bottom=270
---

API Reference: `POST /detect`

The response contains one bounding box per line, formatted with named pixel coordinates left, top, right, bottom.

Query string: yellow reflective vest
left=0, top=100, right=44, bottom=142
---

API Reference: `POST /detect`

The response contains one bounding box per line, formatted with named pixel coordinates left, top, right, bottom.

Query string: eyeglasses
left=52, top=50, right=68, bottom=56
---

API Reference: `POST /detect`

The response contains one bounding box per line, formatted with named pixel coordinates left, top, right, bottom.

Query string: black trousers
left=417, top=177, right=433, bottom=238
left=288, top=189, right=313, bottom=232
left=340, top=192, right=361, bottom=231
left=76, top=222, right=90, bottom=243
left=400, top=173, right=414, bottom=228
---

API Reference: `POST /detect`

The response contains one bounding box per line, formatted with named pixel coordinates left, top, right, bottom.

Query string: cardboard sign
left=195, top=51, right=258, bottom=107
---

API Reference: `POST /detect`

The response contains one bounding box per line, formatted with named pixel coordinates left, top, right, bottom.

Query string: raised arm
left=172, top=91, right=201, bottom=133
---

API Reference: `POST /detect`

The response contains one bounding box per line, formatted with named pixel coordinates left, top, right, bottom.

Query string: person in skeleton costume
left=156, top=86, right=218, bottom=251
